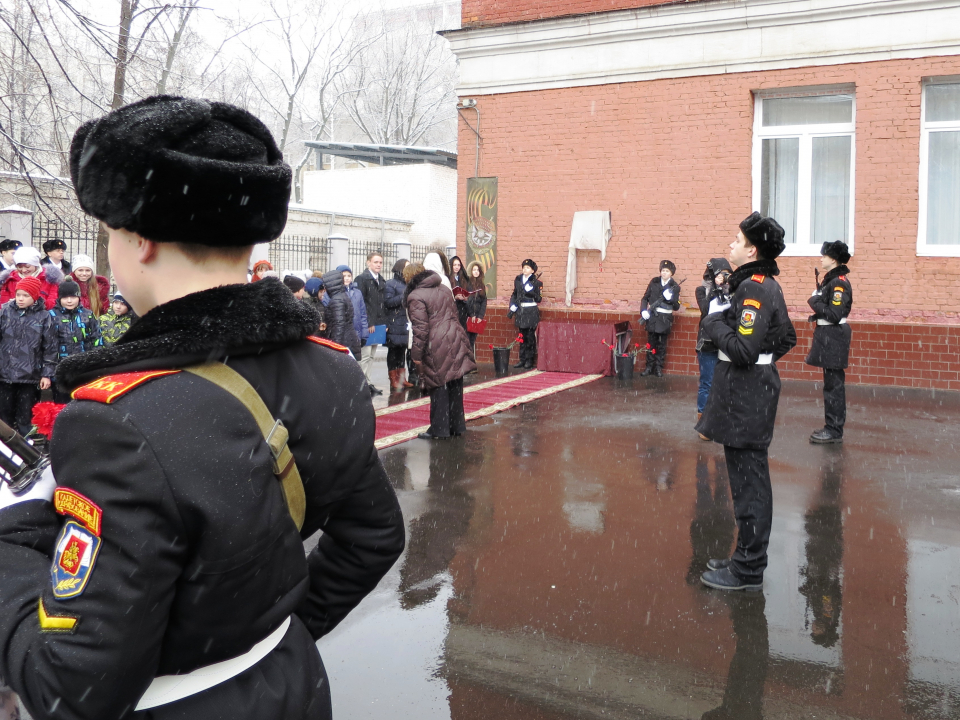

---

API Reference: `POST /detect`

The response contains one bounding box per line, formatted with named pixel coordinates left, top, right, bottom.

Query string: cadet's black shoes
left=640, top=367, right=653, bottom=376
left=810, top=428, right=842, bottom=444
left=706, top=558, right=731, bottom=571
left=701, top=567, right=763, bottom=592
left=513, top=361, right=525, bottom=369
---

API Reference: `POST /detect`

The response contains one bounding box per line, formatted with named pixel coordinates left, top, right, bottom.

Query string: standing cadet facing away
left=806, top=241, right=852, bottom=444
left=0, top=96, right=405, bottom=720
left=696, top=212, right=796, bottom=591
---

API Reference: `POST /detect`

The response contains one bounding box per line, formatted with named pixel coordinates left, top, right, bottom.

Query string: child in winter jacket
left=0, top=245, right=63, bottom=310
left=336, top=265, right=368, bottom=346
left=49, top=280, right=102, bottom=401
left=320, top=269, right=361, bottom=358
left=0, top=276, right=57, bottom=435
left=99, top=293, right=136, bottom=346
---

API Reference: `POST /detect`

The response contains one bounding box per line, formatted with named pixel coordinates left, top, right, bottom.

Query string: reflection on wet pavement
left=322, top=374, right=960, bottom=719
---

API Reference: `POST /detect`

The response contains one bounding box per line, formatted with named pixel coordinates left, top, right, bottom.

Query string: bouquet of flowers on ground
left=491, top=333, right=525, bottom=351
left=602, top=340, right=652, bottom=360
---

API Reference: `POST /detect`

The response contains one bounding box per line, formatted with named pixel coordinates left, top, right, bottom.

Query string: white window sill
left=917, top=245, right=960, bottom=257
left=779, top=244, right=842, bottom=258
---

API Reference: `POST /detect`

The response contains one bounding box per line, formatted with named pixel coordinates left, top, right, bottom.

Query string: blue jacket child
left=49, top=280, right=101, bottom=401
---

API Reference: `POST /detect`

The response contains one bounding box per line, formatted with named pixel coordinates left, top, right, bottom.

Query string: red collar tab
left=307, top=336, right=350, bottom=354
left=839, top=275, right=847, bottom=281
left=750, top=274, right=765, bottom=284
left=71, top=370, right=180, bottom=404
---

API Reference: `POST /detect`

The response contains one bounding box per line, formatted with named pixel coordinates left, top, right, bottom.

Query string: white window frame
left=751, top=87, right=856, bottom=257
left=917, top=76, right=960, bottom=256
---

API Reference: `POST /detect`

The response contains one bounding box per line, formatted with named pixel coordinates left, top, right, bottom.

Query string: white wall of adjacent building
left=301, top=163, right=457, bottom=247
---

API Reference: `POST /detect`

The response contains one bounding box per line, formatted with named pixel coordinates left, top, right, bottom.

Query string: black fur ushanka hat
left=820, top=240, right=851, bottom=264
left=70, top=95, right=291, bottom=247
left=739, top=211, right=786, bottom=260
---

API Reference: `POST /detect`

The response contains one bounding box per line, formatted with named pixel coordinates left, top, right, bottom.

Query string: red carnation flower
left=32, top=401, right=67, bottom=438
left=645, top=343, right=651, bottom=349
left=651, top=349, right=656, bottom=354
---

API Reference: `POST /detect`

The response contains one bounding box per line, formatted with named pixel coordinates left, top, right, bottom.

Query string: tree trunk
left=99, top=0, right=138, bottom=279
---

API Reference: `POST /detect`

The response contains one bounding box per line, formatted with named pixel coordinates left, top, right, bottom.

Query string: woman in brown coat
left=405, top=265, right=477, bottom=439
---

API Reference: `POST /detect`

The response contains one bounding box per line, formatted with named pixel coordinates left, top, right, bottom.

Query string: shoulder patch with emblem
left=750, top=274, right=765, bottom=284
left=738, top=308, right=756, bottom=335
left=832, top=287, right=844, bottom=306
left=54, top=488, right=102, bottom=536
left=743, top=298, right=761, bottom=309
left=306, top=336, right=350, bottom=353
left=72, top=370, right=180, bottom=404
left=51, top=521, right=102, bottom=600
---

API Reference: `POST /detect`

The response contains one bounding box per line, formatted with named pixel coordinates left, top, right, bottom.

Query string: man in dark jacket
left=355, top=253, right=386, bottom=395
left=696, top=212, right=797, bottom=592
left=695, top=258, right=732, bottom=434
left=406, top=267, right=476, bottom=439
left=640, top=260, right=682, bottom=377
left=0, top=275, right=57, bottom=435
left=0, top=95, right=404, bottom=720
left=41, top=239, right=72, bottom=274
left=806, top=241, right=852, bottom=444
left=321, top=268, right=361, bottom=359
left=507, top=259, right=542, bottom=370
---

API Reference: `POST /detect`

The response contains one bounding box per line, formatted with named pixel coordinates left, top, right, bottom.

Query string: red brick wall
left=461, top=0, right=691, bottom=27
left=476, top=303, right=960, bottom=391
left=458, top=56, right=960, bottom=321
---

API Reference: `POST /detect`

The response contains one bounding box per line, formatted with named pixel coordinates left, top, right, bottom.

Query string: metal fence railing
left=32, top=214, right=99, bottom=262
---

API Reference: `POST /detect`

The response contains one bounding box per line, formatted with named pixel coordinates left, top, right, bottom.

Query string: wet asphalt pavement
left=320, top=367, right=960, bottom=720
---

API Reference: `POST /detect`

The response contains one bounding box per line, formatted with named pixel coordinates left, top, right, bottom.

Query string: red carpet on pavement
left=375, top=371, right=602, bottom=449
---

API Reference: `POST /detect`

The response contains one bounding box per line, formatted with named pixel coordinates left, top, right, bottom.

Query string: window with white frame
left=752, top=91, right=856, bottom=255
left=919, top=80, right=960, bottom=255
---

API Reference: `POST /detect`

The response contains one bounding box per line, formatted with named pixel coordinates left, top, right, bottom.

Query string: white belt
left=520, top=302, right=537, bottom=307
left=655, top=307, right=673, bottom=314
left=136, top=616, right=291, bottom=710
left=718, top=351, right=773, bottom=365
left=817, top=318, right=848, bottom=326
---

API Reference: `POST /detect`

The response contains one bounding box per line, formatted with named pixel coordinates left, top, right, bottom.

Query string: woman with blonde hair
left=70, top=254, right=110, bottom=317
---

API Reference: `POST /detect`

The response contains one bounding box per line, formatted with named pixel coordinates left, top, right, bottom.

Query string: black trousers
left=518, top=327, right=537, bottom=366
left=386, top=345, right=406, bottom=372
left=429, top=377, right=466, bottom=438
left=723, top=446, right=773, bottom=583
left=0, top=382, right=39, bottom=436
left=645, top=331, right=668, bottom=371
left=823, top=368, right=846, bottom=436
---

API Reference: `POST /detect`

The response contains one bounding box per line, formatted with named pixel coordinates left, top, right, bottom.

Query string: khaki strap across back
left=184, top=363, right=306, bottom=530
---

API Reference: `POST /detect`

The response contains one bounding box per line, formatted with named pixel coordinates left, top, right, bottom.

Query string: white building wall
left=301, top=164, right=457, bottom=247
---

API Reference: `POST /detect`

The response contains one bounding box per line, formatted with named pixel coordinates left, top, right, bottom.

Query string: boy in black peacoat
left=508, top=258, right=542, bottom=369
left=640, top=260, right=681, bottom=376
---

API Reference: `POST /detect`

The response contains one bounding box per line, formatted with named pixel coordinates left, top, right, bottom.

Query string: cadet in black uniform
left=806, top=241, right=852, bottom=444
left=508, top=259, right=542, bottom=369
left=640, top=260, right=681, bottom=376
left=696, top=212, right=796, bottom=591
left=0, top=96, right=405, bottom=720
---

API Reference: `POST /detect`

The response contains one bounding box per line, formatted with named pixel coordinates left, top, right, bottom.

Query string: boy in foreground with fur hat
left=0, top=276, right=57, bottom=434
left=806, top=241, right=853, bottom=444
left=640, top=260, right=681, bottom=376
left=0, top=95, right=404, bottom=720
left=696, top=212, right=797, bottom=592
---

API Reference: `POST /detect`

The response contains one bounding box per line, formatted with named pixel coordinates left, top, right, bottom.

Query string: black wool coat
left=806, top=265, right=852, bottom=370
left=355, top=269, right=386, bottom=327
left=508, top=274, right=542, bottom=329
left=0, top=279, right=404, bottom=720
left=384, top=273, right=409, bottom=347
left=641, top=277, right=681, bottom=334
left=321, top=269, right=361, bottom=358
left=695, top=260, right=797, bottom=450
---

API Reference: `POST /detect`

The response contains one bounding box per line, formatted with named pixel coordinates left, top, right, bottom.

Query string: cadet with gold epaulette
left=696, top=212, right=797, bottom=592
left=806, top=241, right=853, bottom=444
left=0, top=96, right=405, bottom=720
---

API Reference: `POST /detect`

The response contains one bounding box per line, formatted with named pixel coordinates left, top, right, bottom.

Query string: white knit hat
left=71, top=254, right=95, bottom=272
left=12, top=246, right=40, bottom=267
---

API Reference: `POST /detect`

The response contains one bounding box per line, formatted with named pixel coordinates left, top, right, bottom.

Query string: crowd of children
left=0, top=240, right=136, bottom=436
